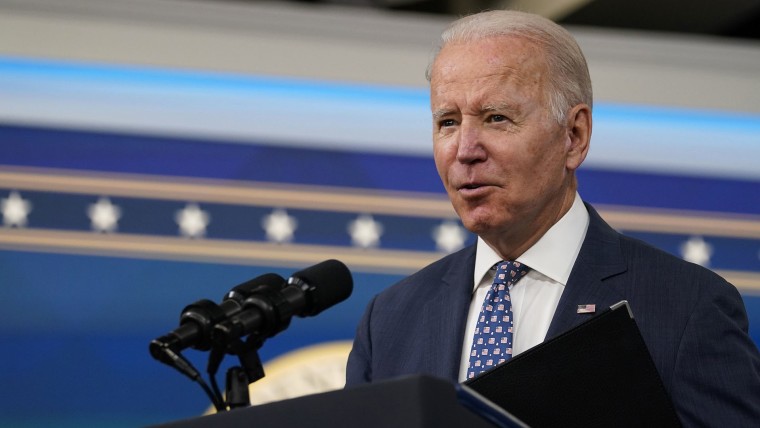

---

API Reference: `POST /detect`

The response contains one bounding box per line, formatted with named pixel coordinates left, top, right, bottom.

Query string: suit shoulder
left=617, top=233, right=730, bottom=287
left=375, top=245, right=475, bottom=301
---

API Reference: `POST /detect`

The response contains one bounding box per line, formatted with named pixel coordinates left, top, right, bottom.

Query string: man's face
left=430, top=36, right=581, bottom=248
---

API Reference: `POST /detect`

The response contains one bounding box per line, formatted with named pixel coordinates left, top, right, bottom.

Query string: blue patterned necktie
left=467, top=260, right=531, bottom=379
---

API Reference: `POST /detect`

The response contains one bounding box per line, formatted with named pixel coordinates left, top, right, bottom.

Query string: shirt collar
left=473, top=192, right=590, bottom=290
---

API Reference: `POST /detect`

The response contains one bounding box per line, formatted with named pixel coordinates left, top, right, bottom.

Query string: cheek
left=509, top=146, right=559, bottom=192
left=531, top=151, right=568, bottom=193
left=432, top=141, right=453, bottom=182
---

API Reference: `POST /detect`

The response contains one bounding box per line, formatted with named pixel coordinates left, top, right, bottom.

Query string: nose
left=456, top=121, right=487, bottom=164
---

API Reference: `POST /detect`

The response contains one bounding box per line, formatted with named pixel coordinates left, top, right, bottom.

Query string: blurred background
left=1, top=0, right=758, bottom=426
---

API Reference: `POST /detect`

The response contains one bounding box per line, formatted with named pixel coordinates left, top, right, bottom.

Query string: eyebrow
left=432, top=103, right=518, bottom=119
left=482, top=102, right=516, bottom=114
left=432, top=109, right=455, bottom=120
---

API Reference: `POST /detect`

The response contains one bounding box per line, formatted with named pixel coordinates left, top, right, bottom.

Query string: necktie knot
left=493, top=260, right=530, bottom=287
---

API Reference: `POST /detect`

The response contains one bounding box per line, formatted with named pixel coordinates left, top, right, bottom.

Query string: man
left=345, top=9, right=760, bottom=427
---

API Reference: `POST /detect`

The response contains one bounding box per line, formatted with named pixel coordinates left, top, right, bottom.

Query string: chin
left=459, top=215, right=493, bottom=236
left=458, top=206, right=514, bottom=237
left=453, top=194, right=513, bottom=230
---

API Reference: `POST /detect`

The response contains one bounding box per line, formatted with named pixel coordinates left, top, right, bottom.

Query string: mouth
left=456, top=182, right=492, bottom=198
left=457, top=180, right=491, bottom=190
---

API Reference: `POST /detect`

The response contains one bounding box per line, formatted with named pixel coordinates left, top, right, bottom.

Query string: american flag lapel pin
left=577, top=304, right=596, bottom=314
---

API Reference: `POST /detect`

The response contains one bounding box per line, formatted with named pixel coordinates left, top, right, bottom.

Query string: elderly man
left=345, top=9, right=760, bottom=427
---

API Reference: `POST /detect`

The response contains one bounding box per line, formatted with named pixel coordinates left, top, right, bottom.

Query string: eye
left=439, top=119, right=457, bottom=128
left=489, top=114, right=508, bottom=123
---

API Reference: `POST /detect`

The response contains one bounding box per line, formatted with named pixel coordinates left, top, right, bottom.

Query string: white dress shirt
left=458, top=193, right=590, bottom=382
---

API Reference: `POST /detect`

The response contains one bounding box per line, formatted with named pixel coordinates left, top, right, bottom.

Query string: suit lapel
left=420, top=245, right=476, bottom=382
left=418, top=204, right=628, bottom=377
left=546, top=203, right=628, bottom=339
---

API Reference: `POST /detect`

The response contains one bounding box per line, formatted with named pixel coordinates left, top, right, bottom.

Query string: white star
left=262, top=209, right=297, bottom=243
left=88, top=197, right=121, bottom=233
left=680, top=236, right=713, bottom=267
left=1, top=191, right=32, bottom=227
left=433, top=220, right=468, bottom=253
left=348, top=214, right=383, bottom=248
left=175, top=203, right=210, bottom=238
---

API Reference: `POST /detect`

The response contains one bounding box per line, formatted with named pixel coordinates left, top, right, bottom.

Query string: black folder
left=464, top=301, right=681, bottom=428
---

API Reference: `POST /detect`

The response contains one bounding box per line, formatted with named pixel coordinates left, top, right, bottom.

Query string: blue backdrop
left=0, top=57, right=758, bottom=427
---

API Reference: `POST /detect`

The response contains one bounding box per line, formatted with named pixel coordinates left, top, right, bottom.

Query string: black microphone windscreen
left=228, top=273, right=286, bottom=300
left=291, top=259, right=353, bottom=315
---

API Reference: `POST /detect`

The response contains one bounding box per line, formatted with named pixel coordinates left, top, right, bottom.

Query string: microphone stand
left=207, top=335, right=266, bottom=411
left=150, top=337, right=226, bottom=411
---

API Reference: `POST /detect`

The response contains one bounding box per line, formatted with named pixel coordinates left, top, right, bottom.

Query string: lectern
left=150, top=375, right=523, bottom=428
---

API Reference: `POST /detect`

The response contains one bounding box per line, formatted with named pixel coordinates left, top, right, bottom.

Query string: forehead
left=430, top=36, right=547, bottom=88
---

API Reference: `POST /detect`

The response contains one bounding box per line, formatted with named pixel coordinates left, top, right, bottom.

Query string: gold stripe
left=1, top=166, right=759, bottom=237
left=0, top=166, right=457, bottom=218
left=0, top=228, right=439, bottom=274
left=597, top=205, right=760, bottom=239
left=2, top=166, right=760, bottom=292
left=714, top=270, right=760, bottom=295
left=0, top=228, right=758, bottom=293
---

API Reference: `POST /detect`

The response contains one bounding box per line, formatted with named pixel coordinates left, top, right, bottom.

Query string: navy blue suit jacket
left=346, top=204, right=760, bottom=427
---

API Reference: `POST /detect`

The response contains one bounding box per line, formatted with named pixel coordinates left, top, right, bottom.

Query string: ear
left=564, top=103, right=592, bottom=171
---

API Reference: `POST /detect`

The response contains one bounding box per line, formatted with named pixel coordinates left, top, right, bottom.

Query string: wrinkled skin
left=429, top=36, right=592, bottom=260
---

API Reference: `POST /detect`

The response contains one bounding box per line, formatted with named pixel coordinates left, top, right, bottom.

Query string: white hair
left=426, top=10, right=593, bottom=124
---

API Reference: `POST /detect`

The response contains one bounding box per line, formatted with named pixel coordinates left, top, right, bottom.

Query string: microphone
left=149, top=273, right=286, bottom=371
left=212, top=259, right=353, bottom=347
